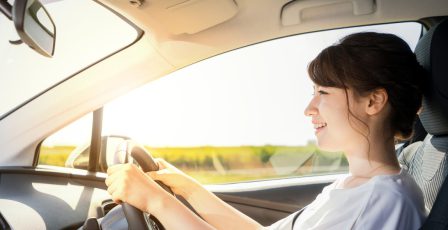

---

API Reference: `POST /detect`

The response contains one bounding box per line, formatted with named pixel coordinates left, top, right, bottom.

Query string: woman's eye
left=311, top=87, right=328, bottom=96
left=317, top=90, right=328, bottom=95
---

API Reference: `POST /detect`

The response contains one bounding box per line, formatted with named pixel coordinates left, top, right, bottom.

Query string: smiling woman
left=0, top=0, right=447, bottom=229
left=0, top=0, right=139, bottom=118
left=38, top=22, right=423, bottom=186
left=103, top=30, right=428, bottom=230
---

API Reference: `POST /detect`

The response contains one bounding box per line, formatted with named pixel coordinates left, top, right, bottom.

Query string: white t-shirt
left=267, top=169, right=426, bottom=230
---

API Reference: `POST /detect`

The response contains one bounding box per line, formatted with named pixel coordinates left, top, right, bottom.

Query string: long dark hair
left=308, top=32, right=425, bottom=141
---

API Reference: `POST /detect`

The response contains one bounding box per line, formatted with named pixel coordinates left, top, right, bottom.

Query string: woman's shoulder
left=326, top=169, right=423, bottom=204
left=353, top=170, right=427, bottom=229
left=340, top=169, right=426, bottom=218
left=369, top=169, right=423, bottom=200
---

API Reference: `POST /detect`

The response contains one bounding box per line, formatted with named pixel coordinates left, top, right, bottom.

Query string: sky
left=0, top=1, right=421, bottom=147
left=45, top=22, right=421, bottom=147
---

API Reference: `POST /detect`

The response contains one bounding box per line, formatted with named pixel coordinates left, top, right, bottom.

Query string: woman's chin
left=316, top=139, right=342, bottom=152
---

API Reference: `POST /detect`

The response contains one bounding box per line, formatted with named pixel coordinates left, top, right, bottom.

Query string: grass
left=39, top=144, right=347, bottom=184
left=39, top=146, right=75, bottom=167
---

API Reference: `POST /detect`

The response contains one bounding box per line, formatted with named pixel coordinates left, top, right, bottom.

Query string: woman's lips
left=315, top=125, right=326, bottom=134
left=313, top=122, right=327, bottom=134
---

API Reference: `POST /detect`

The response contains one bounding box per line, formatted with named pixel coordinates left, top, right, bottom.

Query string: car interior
left=0, top=0, right=447, bottom=229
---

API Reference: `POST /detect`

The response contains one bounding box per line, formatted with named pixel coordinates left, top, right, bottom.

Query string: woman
left=105, top=32, right=427, bottom=229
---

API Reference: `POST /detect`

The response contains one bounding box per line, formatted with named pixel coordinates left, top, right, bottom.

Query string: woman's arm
left=148, top=159, right=263, bottom=230
left=106, top=164, right=214, bottom=230
left=183, top=181, right=263, bottom=230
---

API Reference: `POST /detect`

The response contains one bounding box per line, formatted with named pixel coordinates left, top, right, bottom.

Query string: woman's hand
left=105, top=163, right=171, bottom=213
left=147, top=159, right=201, bottom=199
left=105, top=163, right=215, bottom=230
left=148, top=160, right=262, bottom=230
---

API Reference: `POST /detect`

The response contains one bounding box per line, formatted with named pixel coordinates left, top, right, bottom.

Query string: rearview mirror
left=13, top=0, right=56, bottom=57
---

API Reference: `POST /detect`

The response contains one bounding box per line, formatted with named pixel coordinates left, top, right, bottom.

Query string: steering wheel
left=113, top=140, right=174, bottom=230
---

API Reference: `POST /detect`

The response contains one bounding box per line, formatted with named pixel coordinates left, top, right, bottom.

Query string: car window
left=100, top=22, right=422, bottom=184
left=39, top=113, right=92, bottom=169
left=0, top=0, right=139, bottom=118
left=40, top=22, right=422, bottom=180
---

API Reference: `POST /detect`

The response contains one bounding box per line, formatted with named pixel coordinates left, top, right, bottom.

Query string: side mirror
left=100, top=135, right=132, bottom=172
left=64, top=135, right=131, bottom=172
left=13, top=0, right=56, bottom=57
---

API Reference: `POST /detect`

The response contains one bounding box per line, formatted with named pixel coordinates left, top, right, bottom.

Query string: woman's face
left=304, top=85, right=368, bottom=152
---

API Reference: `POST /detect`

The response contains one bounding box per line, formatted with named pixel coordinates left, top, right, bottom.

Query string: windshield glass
left=0, top=0, right=140, bottom=118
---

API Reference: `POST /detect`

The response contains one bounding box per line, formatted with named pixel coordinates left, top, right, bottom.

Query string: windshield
left=0, top=0, right=140, bottom=118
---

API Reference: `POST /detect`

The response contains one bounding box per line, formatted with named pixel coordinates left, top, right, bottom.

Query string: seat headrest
left=415, top=18, right=448, bottom=136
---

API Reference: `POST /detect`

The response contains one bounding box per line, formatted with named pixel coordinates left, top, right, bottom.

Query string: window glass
left=39, top=113, right=92, bottom=169
left=0, top=0, right=139, bottom=118
left=103, top=23, right=420, bottom=184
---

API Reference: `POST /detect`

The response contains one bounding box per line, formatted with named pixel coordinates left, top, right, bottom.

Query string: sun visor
left=281, top=0, right=375, bottom=26
left=147, top=0, right=238, bottom=35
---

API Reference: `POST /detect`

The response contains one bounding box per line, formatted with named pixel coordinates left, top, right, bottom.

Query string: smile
left=314, top=122, right=327, bottom=133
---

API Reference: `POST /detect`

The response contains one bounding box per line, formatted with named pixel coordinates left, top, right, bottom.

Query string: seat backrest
left=398, top=18, right=448, bottom=229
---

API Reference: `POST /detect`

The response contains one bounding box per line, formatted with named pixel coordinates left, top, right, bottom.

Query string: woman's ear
left=366, top=88, right=388, bottom=115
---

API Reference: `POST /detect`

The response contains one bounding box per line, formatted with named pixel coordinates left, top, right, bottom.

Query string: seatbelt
left=291, top=206, right=306, bottom=229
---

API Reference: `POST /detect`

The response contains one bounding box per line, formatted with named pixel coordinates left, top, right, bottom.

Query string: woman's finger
left=155, top=158, right=168, bottom=170
left=110, top=189, right=125, bottom=204
left=106, top=164, right=131, bottom=186
left=107, top=163, right=129, bottom=175
left=107, top=178, right=118, bottom=196
left=156, top=158, right=179, bottom=170
left=105, top=169, right=121, bottom=186
left=147, top=168, right=171, bottom=181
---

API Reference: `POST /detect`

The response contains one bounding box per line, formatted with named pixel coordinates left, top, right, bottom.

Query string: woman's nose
left=304, top=97, right=318, bottom=117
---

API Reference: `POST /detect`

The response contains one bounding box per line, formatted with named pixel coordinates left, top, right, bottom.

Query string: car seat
left=397, top=18, right=448, bottom=229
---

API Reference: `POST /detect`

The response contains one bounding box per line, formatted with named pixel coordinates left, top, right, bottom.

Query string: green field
left=39, top=146, right=75, bottom=167
left=40, top=144, right=347, bottom=184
